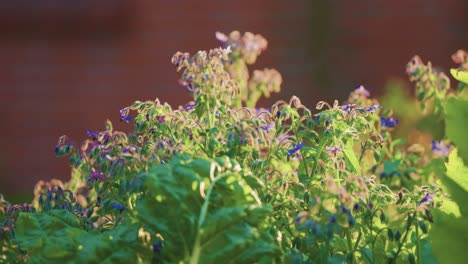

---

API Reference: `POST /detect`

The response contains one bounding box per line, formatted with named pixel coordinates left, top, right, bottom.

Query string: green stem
left=190, top=171, right=232, bottom=264
left=391, top=211, right=417, bottom=263
left=415, top=219, right=421, bottom=264
left=311, top=137, right=330, bottom=178
left=345, top=229, right=358, bottom=264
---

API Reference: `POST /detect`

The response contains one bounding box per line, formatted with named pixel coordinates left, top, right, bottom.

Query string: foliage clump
left=1, top=32, right=467, bottom=264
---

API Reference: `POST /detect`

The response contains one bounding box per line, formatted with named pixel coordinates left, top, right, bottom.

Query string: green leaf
left=438, top=151, right=468, bottom=215
left=429, top=151, right=468, bottom=264
left=445, top=98, right=468, bottom=164
left=419, top=239, right=438, bottom=264
left=430, top=211, right=468, bottom=264
left=135, top=155, right=278, bottom=263
left=446, top=149, right=468, bottom=192
left=343, top=140, right=362, bottom=175
left=14, top=210, right=148, bottom=263
left=450, top=69, right=468, bottom=84
left=383, top=159, right=401, bottom=174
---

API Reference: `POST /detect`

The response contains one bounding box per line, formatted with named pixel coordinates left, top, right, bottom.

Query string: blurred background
left=0, top=0, right=466, bottom=202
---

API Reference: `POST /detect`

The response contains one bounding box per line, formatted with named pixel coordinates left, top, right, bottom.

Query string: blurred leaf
left=430, top=211, right=468, bottom=264
left=14, top=210, right=147, bottom=263
left=419, top=239, right=438, bottom=264
left=450, top=69, right=468, bottom=84
left=445, top=98, right=468, bottom=164
left=343, top=140, right=362, bottom=175
left=429, top=152, right=468, bottom=263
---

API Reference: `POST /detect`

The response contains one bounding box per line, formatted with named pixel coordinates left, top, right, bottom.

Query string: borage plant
left=1, top=32, right=467, bottom=264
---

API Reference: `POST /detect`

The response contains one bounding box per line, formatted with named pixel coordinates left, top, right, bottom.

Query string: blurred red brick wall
left=0, top=0, right=466, bottom=198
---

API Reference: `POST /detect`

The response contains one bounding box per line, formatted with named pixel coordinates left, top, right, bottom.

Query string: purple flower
left=329, top=215, right=337, bottom=224
left=419, top=192, right=434, bottom=205
left=381, top=117, right=399, bottom=128
left=326, top=146, right=342, bottom=156
left=287, top=142, right=305, bottom=157
left=341, top=104, right=356, bottom=112
left=364, top=104, right=382, bottom=113
left=88, top=171, right=106, bottom=183
left=260, top=122, right=273, bottom=132
left=120, top=109, right=132, bottom=123
left=184, top=102, right=196, bottom=111
left=340, top=204, right=350, bottom=215
left=86, top=130, right=99, bottom=140
left=354, top=85, right=370, bottom=97
left=353, top=203, right=359, bottom=211
left=368, top=201, right=374, bottom=209
left=431, top=140, right=451, bottom=157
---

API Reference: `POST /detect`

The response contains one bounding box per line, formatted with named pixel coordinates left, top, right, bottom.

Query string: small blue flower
left=86, top=130, right=99, bottom=140
left=381, top=117, right=399, bottom=128
left=419, top=192, right=434, bottom=205
left=353, top=203, right=359, bottom=211
left=340, top=204, right=350, bottom=215
left=329, top=215, right=337, bottom=224
left=260, top=122, right=273, bottom=132
left=287, top=142, right=305, bottom=157
left=354, top=85, right=370, bottom=97
left=341, top=104, right=356, bottom=112
left=326, top=146, right=341, bottom=156
left=364, top=104, right=381, bottom=113
left=431, top=140, right=451, bottom=157
left=88, top=171, right=106, bottom=183
left=111, top=202, right=125, bottom=213
left=184, top=102, right=196, bottom=111
left=120, top=109, right=133, bottom=123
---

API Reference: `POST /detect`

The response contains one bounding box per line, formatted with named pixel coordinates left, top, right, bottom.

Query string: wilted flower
left=354, top=85, right=370, bottom=97
left=406, top=55, right=424, bottom=76
left=451, top=49, right=467, bottom=64
left=156, top=115, right=166, bottom=124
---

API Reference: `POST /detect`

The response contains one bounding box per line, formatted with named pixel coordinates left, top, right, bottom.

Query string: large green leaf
left=14, top=210, right=147, bottom=264
left=430, top=211, right=468, bottom=264
left=445, top=98, right=468, bottom=164
left=135, top=155, right=278, bottom=263
left=429, top=152, right=468, bottom=263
